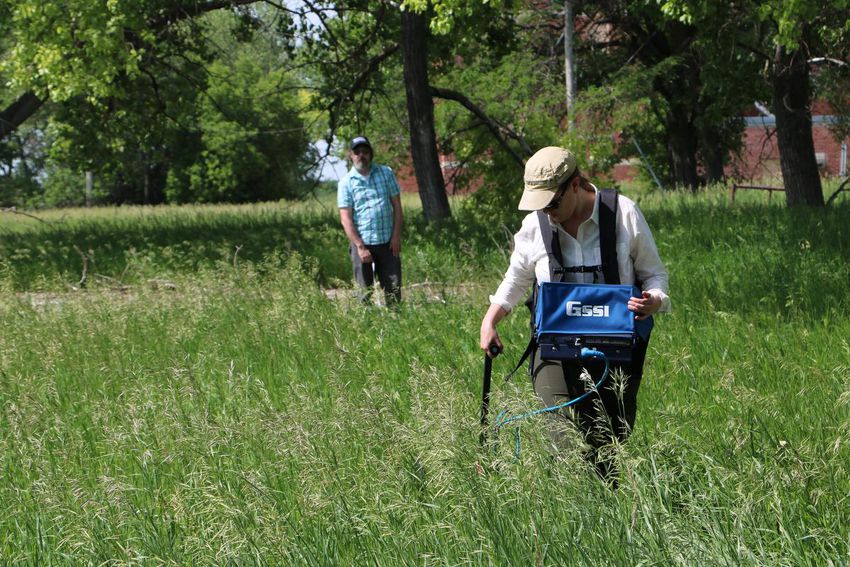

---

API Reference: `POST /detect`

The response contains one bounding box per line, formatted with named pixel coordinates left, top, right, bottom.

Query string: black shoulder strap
left=508, top=192, right=622, bottom=381
left=536, top=211, right=564, bottom=282
left=507, top=212, right=563, bottom=381
left=598, top=189, right=620, bottom=285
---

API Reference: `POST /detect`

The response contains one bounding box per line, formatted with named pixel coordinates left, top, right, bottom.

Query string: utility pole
left=564, top=0, right=577, bottom=130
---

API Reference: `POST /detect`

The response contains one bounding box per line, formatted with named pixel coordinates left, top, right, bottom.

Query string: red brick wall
left=391, top=114, right=848, bottom=193
left=606, top=118, right=848, bottom=184
left=393, top=155, right=482, bottom=194
left=394, top=163, right=418, bottom=193
left=813, top=126, right=849, bottom=177
left=731, top=120, right=848, bottom=180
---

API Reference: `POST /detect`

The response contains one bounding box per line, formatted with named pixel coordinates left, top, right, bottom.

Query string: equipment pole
left=479, top=344, right=501, bottom=446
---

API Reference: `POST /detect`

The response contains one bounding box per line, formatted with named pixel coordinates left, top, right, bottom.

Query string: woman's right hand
left=479, top=324, right=503, bottom=358
left=480, top=303, right=508, bottom=358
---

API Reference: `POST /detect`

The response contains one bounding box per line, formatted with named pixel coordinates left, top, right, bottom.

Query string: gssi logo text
left=565, top=301, right=610, bottom=317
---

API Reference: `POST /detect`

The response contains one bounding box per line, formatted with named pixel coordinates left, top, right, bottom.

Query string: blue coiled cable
left=494, top=347, right=609, bottom=457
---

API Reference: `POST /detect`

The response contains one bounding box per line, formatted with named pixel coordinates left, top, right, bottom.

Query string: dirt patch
left=8, top=279, right=177, bottom=310
left=6, top=280, right=486, bottom=311
left=322, top=281, right=485, bottom=305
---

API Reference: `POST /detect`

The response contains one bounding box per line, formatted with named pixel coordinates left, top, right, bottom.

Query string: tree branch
left=148, top=0, right=258, bottom=28
left=0, top=92, right=46, bottom=140
left=430, top=86, right=530, bottom=169
left=826, top=177, right=850, bottom=206
left=0, top=206, right=53, bottom=225
left=325, top=42, right=400, bottom=146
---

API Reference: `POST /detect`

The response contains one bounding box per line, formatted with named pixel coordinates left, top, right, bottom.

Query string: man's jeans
left=349, top=242, right=402, bottom=305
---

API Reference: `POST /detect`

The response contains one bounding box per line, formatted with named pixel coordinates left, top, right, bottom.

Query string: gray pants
left=531, top=340, right=647, bottom=482
left=349, top=242, right=402, bottom=305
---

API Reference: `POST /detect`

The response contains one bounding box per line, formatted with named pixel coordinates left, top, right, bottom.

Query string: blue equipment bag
left=506, top=190, right=654, bottom=379
left=535, top=282, right=652, bottom=363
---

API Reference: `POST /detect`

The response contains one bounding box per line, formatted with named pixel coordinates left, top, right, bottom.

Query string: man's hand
left=357, top=244, right=373, bottom=264
left=628, top=291, right=660, bottom=321
left=390, top=234, right=401, bottom=257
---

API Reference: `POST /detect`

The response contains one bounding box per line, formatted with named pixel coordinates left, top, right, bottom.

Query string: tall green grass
left=1, top=190, right=849, bottom=563
left=0, top=194, right=497, bottom=293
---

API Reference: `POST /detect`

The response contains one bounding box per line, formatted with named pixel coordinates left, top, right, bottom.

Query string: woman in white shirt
left=479, top=146, right=670, bottom=484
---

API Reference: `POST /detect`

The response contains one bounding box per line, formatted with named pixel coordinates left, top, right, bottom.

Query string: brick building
left=732, top=101, right=849, bottom=180
left=393, top=103, right=849, bottom=192
left=394, top=154, right=482, bottom=194
left=608, top=102, right=849, bottom=185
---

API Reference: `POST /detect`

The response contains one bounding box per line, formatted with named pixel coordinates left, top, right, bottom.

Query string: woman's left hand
left=628, top=291, right=660, bottom=321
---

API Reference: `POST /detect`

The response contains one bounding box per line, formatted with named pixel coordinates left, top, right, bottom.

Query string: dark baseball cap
left=350, top=136, right=372, bottom=151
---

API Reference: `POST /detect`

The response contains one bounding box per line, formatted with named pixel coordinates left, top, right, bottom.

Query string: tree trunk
left=400, top=9, right=451, bottom=223
left=665, top=102, right=700, bottom=190
left=700, top=125, right=727, bottom=185
left=652, top=51, right=701, bottom=191
left=772, top=44, right=824, bottom=207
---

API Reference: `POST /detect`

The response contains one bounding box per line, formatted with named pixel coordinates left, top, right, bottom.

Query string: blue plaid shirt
left=337, top=164, right=401, bottom=245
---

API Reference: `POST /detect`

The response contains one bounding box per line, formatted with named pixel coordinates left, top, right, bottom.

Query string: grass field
left=1, top=187, right=849, bottom=564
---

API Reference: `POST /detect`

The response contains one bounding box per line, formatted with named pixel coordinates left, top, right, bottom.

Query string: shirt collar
left=349, top=165, right=372, bottom=179
left=588, top=183, right=600, bottom=225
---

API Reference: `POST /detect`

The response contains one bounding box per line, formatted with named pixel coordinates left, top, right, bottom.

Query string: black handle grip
left=488, top=343, right=502, bottom=357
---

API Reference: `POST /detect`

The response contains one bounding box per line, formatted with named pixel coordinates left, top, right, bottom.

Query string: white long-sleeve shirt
left=490, top=189, right=670, bottom=313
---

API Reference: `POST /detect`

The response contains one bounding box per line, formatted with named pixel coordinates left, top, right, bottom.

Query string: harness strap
left=598, top=188, right=620, bottom=285
left=506, top=340, right=536, bottom=381
left=559, top=265, right=603, bottom=274
left=508, top=191, right=621, bottom=382
left=508, top=213, right=566, bottom=381
left=536, top=210, right=564, bottom=281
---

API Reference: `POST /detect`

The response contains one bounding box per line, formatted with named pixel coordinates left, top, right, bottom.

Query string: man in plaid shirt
left=338, top=136, right=403, bottom=305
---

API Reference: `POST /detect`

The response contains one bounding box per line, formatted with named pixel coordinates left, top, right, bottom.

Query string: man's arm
left=389, top=194, right=402, bottom=257
left=339, top=207, right=372, bottom=263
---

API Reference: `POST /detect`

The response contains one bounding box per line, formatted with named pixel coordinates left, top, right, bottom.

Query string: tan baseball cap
left=518, top=146, right=578, bottom=210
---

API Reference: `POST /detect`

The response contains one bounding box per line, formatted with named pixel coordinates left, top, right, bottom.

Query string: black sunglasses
left=542, top=187, right=567, bottom=211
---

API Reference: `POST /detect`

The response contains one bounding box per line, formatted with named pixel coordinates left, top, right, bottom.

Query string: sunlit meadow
left=1, top=188, right=849, bottom=564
